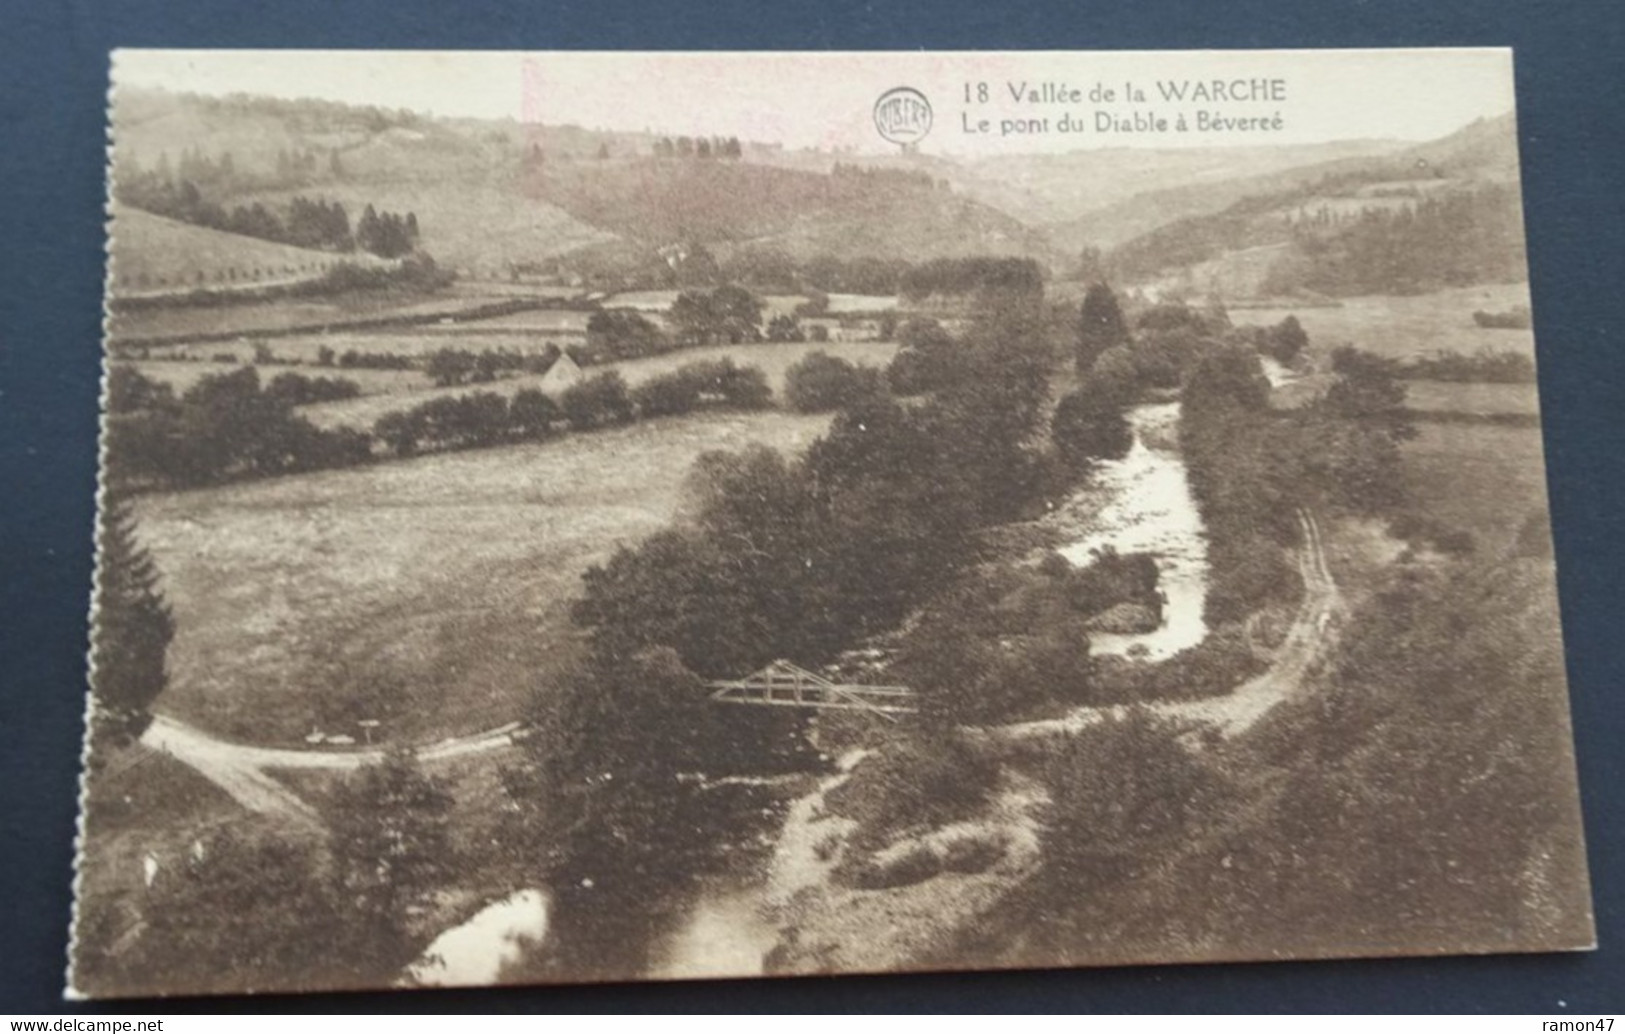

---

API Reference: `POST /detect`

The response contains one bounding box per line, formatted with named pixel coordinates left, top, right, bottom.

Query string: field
left=123, top=359, right=428, bottom=398
left=108, top=205, right=389, bottom=299
left=826, top=294, right=898, bottom=313
left=1403, top=379, right=1540, bottom=416
left=420, top=308, right=593, bottom=333
left=133, top=409, right=839, bottom=746
left=295, top=339, right=901, bottom=431
left=1400, top=421, right=1553, bottom=552
left=109, top=289, right=528, bottom=345
left=239, top=180, right=614, bottom=277
left=1229, top=283, right=1536, bottom=361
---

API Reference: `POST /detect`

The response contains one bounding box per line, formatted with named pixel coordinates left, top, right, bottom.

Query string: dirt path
left=140, top=714, right=523, bottom=825
left=995, top=508, right=1342, bottom=742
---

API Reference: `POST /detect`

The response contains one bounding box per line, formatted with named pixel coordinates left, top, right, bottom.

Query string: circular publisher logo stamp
left=873, top=86, right=933, bottom=147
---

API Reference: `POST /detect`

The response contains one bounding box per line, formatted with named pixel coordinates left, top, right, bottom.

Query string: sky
left=113, top=49, right=1517, bottom=156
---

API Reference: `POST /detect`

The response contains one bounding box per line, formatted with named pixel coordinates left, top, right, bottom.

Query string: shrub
left=509, top=388, right=561, bottom=439
left=631, top=359, right=774, bottom=419
left=706, top=361, right=773, bottom=410
left=1040, top=709, right=1233, bottom=889
left=1091, top=627, right=1263, bottom=705
left=264, top=372, right=362, bottom=406
left=425, top=348, right=478, bottom=387
left=631, top=372, right=701, bottom=418
left=1062, top=547, right=1161, bottom=619
left=1052, top=388, right=1133, bottom=466
left=560, top=372, right=635, bottom=430
left=784, top=351, right=886, bottom=413
left=823, top=733, right=997, bottom=844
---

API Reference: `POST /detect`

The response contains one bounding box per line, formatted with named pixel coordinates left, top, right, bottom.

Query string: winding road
left=140, top=715, right=524, bottom=825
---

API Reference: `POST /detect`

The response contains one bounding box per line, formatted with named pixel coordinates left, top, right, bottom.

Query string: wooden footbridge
left=707, top=659, right=917, bottom=720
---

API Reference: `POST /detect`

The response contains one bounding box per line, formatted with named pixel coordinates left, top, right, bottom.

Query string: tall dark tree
left=356, top=203, right=380, bottom=254
left=90, top=494, right=173, bottom=742
left=1052, top=380, right=1134, bottom=466
left=1324, top=345, right=1416, bottom=439
left=1078, top=282, right=1131, bottom=373
left=507, top=647, right=726, bottom=979
left=328, top=749, right=455, bottom=972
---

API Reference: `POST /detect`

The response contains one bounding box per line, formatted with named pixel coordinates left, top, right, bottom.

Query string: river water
left=1059, top=401, right=1210, bottom=660
left=405, top=889, right=551, bottom=988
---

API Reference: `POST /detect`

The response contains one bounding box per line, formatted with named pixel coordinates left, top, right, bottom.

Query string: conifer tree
left=90, top=494, right=173, bottom=741
left=357, top=203, right=380, bottom=254
left=1078, top=282, right=1130, bottom=373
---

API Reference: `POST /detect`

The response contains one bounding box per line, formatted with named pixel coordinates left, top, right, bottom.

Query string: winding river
left=1059, top=401, right=1210, bottom=660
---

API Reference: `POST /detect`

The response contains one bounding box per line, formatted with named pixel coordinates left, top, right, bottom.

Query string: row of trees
left=106, top=348, right=784, bottom=489
left=650, top=135, right=744, bottom=160
left=106, top=366, right=373, bottom=490
left=122, top=145, right=344, bottom=196
left=898, top=256, right=1045, bottom=302
left=356, top=204, right=421, bottom=259
left=586, top=286, right=889, bottom=362
left=1398, top=347, right=1536, bottom=383
left=423, top=345, right=560, bottom=386
left=374, top=360, right=773, bottom=458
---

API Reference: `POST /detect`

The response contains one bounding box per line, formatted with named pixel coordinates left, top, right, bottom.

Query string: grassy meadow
left=240, top=180, right=613, bottom=275
left=133, top=408, right=839, bottom=746
left=123, top=359, right=428, bottom=399
left=1403, top=379, right=1540, bottom=416
left=110, top=289, right=522, bottom=344
left=108, top=205, right=387, bottom=298
left=1401, top=420, right=1553, bottom=552
left=1229, top=283, right=1536, bottom=361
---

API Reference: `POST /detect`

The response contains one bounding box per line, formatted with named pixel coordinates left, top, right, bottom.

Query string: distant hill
left=758, top=139, right=1410, bottom=236
left=107, top=204, right=389, bottom=298
left=113, top=88, right=1052, bottom=274
left=531, top=158, right=1054, bottom=263
left=109, top=87, right=1522, bottom=291
left=1100, top=114, right=1525, bottom=298
left=1045, top=117, right=1517, bottom=256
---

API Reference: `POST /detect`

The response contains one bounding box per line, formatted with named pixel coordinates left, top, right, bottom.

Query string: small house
left=539, top=351, right=584, bottom=396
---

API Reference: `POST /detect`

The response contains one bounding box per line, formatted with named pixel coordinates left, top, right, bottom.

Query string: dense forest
left=1272, top=186, right=1527, bottom=295
left=1107, top=174, right=1526, bottom=296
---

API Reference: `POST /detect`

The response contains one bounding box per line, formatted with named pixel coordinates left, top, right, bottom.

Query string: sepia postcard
left=71, top=48, right=1593, bottom=998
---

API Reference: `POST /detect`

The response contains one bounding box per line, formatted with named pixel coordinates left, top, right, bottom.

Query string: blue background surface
left=2, top=0, right=1621, bottom=1013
